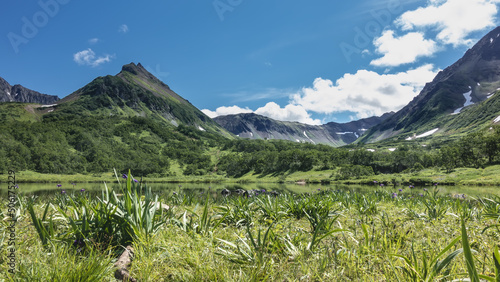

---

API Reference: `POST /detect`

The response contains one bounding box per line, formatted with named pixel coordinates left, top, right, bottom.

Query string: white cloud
left=291, top=64, right=439, bottom=119
left=202, top=106, right=253, bottom=118
left=396, top=0, right=500, bottom=46
left=119, top=24, right=129, bottom=33
left=88, top=38, right=99, bottom=44
left=73, top=48, right=113, bottom=67
left=202, top=103, right=321, bottom=125
left=255, top=102, right=321, bottom=125
left=371, top=30, right=438, bottom=67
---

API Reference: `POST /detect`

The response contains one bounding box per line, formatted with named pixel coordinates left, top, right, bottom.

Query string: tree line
left=1, top=111, right=499, bottom=179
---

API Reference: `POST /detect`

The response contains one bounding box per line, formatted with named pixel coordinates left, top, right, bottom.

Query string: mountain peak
left=120, top=62, right=151, bottom=77
left=359, top=26, right=500, bottom=143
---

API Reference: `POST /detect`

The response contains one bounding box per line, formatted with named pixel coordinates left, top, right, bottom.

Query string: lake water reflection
left=3, top=182, right=500, bottom=198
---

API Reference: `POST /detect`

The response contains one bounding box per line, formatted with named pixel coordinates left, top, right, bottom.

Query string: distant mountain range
left=214, top=112, right=393, bottom=146
left=0, top=77, right=59, bottom=104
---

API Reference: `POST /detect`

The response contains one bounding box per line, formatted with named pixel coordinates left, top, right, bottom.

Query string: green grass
left=2, top=183, right=500, bottom=281
left=4, top=164, right=500, bottom=186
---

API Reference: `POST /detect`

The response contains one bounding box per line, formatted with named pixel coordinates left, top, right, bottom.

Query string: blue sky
left=2, top=0, right=500, bottom=124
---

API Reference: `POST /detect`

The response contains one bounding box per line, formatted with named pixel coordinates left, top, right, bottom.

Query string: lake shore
left=3, top=165, right=500, bottom=186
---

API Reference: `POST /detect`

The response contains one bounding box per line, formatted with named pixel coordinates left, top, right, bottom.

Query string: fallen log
left=114, top=245, right=137, bottom=282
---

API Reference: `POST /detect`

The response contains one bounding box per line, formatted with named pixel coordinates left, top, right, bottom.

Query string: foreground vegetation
left=1, top=173, right=500, bottom=281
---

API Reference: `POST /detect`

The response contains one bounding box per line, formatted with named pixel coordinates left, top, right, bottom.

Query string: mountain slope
left=51, top=63, right=228, bottom=135
left=0, top=76, right=59, bottom=104
left=360, top=26, right=500, bottom=143
left=214, top=112, right=393, bottom=146
left=0, top=63, right=231, bottom=176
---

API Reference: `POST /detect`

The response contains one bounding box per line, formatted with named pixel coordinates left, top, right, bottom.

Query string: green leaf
left=461, top=218, right=480, bottom=282
left=494, top=246, right=500, bottom=282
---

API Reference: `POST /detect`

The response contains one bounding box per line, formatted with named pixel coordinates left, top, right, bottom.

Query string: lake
left=2, top=182, right=500, bottom=198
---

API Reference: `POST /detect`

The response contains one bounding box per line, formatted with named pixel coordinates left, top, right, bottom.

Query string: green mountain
left=50, top=62, right=227, bottom=135
left=0, top=63, right=230, bottom=175
left=214, top=112, right=393, bottom=147
left=359, top=26, right=500, bottom=143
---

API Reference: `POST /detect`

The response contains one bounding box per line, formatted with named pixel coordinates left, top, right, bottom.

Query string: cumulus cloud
left=119, top=24, right=129, bottom=33
left=201, top=106, right=253, bottom=118
left=88, top=38, right=99, bottom=44
left=396, top=0, right=500, bottom=46
left=73, top=48, right=113, bottom=67
left=202, top=103, right=321, bottom=125
left=371, top=30, right=438, bottom=67
left=255, top=102, right=321, bottom=125
left=291, top=64, right=439, bottom=119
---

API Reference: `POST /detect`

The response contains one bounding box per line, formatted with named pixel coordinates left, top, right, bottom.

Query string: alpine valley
left=1, top=27, right=500, bottom=180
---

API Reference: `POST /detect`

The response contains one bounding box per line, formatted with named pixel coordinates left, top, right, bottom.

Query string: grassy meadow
left=4, top=164, right=500, bottom=186
left=1, top=172, right=500, bottom=281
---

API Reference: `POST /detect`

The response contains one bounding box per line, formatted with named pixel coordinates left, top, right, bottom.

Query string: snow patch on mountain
left=406, top=128, right=439, bottom=140
left=416, top=128, right=439, bottom=138
left=337, top=131, right=360, bottom=138
left=303, top=131, right=315, bottom=144
left=39, top=104, right=57, bottom=108
left=452, top=90, right=473, bottom=114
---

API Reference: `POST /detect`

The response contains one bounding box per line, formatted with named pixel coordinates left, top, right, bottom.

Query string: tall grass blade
left=461, top=218, right=480, bottom=282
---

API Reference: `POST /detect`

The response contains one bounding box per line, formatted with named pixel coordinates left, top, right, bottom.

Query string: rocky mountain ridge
left=214, top=112, right=394, bottom=146
left=0, top=76, right=59, bottom=104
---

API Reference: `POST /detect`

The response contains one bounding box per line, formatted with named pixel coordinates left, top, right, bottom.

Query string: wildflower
left=409, top=185, right=414, bottom=189
left=71, top=183, right=76, bottom=186
left=424, top=188, right=428, bottom=192
left=172, top=192, right=177, bottom=195
left=373, top=181, right=378, bottom=184
left=133, top=179, right=139, bottom=183
left=61, top=190, right=66, bottom=194
left=317, top=189, right=321, bottom=191
left=392, top=193, right=397, bottom=198
left=80, top=189, right=85, bottom=192
left=399, top=189, right=403, bottom=192
left=434, top=183, right=438, bottom=186
left=57, top=184, right=62, bottom=187
left=122, top=174, right=127, bottom=179
left=261, top=189, right=266, bottom=193
left=462, top=194, right=466, bottom=199
left=380, top=183, right=385, bottom=187
left=420, top=194, right=424, bottom=197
